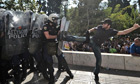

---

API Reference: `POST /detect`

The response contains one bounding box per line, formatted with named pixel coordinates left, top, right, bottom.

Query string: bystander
left=130, top=37, right=140, bottom=56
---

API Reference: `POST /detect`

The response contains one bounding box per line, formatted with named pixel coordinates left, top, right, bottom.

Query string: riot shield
left=57, top=17, right=67, bottom=55
left=0, top=8, right=5, bottom=45
left=0, top=9, right=6, bottom=59
left=28, top=13, right=48, bottom=54
left=0, top=9, right=6, bottom=36
left=2, top=10, right=31, bottom=60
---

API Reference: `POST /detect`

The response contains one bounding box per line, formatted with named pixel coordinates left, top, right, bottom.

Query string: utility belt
left=46, top=41, right=58, bottom=56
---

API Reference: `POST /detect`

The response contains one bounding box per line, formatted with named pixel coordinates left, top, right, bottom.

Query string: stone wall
left=53, top=51, right=140, bottom=71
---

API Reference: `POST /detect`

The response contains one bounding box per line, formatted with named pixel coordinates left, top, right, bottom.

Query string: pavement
left=21, top=64, right=140, bottom=84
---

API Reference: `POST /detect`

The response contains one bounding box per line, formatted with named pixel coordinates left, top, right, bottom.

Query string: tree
left=106, top=4, right=139, bottom=31
left=2, top=0, right=38, bottom=12
left=37, top=0, right=47, bottom=13
left=67, top=0, right=140, bottom=36
left=47, top=0, right=62, bottom=15
left=36, top=0, right=62, bottom=15
left=1, top=0, right=62, bottom=14
left=68, top=0, right=103, bottom=35
left=108, top=0, right=130, bottom=13
left=4, top=0, right=16, bottom=10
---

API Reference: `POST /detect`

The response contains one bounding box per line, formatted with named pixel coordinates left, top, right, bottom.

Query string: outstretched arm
left=117, top=23, right=140, bottom=35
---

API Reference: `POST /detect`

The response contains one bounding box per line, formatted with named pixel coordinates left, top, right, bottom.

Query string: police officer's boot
left=36, top=62, right=49, bottom=80
left=59, top=54, right=74, bottom=79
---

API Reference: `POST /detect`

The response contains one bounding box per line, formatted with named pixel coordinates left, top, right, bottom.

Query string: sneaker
left=68, top=72, right=74, bottom=79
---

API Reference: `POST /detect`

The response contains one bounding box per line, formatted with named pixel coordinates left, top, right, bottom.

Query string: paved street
left=22, top=64, right=140, bottom=84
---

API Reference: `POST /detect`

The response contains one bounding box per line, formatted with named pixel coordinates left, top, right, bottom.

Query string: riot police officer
left=43, top=13, right=73, bottom=84
left=43, top=13, right=59, bottom=84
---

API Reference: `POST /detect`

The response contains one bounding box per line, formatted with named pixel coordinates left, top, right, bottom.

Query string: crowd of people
left=101, top=36, right=133, bottom=54
left=63, top=36, right=139, bottom=54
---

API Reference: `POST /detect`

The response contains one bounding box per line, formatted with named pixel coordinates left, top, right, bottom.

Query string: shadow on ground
left=23, top=69, right=72, bottom=84
left=22, top=64, right=140, bottom=84
left=64, top=64, right=140, bottom=77
left=24, top=72, right=48, bottom=84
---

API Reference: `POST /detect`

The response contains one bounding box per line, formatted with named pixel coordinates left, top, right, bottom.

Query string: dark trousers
left=56, top=54, right=72, bottom=74
left=12, top=52, right=30, bottom=83
left=43, top=45, right=54, bottom=81
left=90, top=40, right=102, bottom=75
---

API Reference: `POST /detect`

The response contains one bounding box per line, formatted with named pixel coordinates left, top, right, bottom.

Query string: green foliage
left=113, top=4, right=121, bottom=13
left=1, top=0, right=45, bottom=13
left=110, top=12, right=133, bottom=30
left=108, top=0, right=130, bottom=13
left=67, top=8, right=81, bottom=35
left=103, top=7, right=112, bottom=17
left=106, top=5, right=139, bottom=30
left=4, top=0, right=16, bottom=10
left=2, top=0, right=62, bottom=14
left=68, top=0, right=140, bottom=36
left=47, top=0, right=62, bottom=15
left=67, top=0, right=103, bottom=36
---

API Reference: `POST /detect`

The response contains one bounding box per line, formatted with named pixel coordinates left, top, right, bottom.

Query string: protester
left=130, top=37, right=140, bottom=56
left=87, top=18, right=140, bottom=81
left=43, top=13, right=73, bottom=84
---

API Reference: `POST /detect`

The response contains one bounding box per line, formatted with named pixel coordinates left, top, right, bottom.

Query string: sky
left=68, top=0, right=79, bottom=8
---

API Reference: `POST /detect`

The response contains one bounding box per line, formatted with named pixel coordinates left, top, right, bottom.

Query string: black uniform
left=43, top=20, right=73, bottom=83
left=42, top=20, right=59, bottom=84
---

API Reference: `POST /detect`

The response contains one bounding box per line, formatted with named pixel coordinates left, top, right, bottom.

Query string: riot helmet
left=48, top=13, right=59, bottom=23
left=0, top=8, right=6, bottom=19
left=41, top=14, right=48, bottom=24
